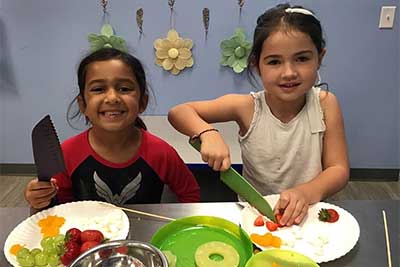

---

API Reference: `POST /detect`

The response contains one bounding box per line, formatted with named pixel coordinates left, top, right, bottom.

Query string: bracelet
left=190, top=128, right=219, bottom=141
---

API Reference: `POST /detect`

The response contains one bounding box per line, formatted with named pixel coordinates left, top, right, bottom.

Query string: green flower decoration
left=88, top=24, right=128, bottom=53
left=220, top=28, right=252, bottom=73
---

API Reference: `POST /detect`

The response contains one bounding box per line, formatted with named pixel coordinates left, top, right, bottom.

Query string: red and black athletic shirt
left=54, top=129, right=200, bottom=205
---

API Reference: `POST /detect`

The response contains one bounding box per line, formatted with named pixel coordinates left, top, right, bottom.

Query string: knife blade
left=31, top=115, right=66, bottom=182
left=189, top=138, right=276, bottom=222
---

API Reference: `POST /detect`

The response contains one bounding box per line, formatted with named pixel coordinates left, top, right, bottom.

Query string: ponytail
left=135, top=117, right=147, bottom=130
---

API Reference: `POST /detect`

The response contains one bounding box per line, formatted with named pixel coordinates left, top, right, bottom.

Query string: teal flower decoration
left=220, top=28, right=252, bottom=73
left=88, top=24, right=128, bottom=53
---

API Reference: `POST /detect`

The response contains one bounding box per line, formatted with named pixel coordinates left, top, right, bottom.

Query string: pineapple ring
left=194, top=241, right=239, bottom=267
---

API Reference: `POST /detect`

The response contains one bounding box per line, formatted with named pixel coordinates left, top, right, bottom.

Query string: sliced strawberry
left=266, top=221, right=279, bottom=232
left=253, top=215, right=264, bottom=226
left=275, top=213, right=284, bottom=227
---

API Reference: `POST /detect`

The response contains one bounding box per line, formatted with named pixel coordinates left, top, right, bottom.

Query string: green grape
left=16, top=247, right=30, bottom=259
left=55, top=242, right=65, bottom=256
left=30, top=248, right=42, bottom=256
left=40, top=237, right=53, bottom=249
left=47, top=253, right=60, bottom=267
left=43, top=243, right=57, bottom=256
left=34, top=252, right=48, bottom=266
left=17, top=254, right=35, bottom=267
left=53, top=234, right=65, bottom=244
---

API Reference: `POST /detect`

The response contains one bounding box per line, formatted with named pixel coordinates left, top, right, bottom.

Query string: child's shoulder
left=61, top=130, right=89, bottom=153
left=141, top=130, right=173, bottom=149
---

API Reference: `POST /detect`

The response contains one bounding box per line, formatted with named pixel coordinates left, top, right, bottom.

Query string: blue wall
left=0, top=0, right=399, bottom=168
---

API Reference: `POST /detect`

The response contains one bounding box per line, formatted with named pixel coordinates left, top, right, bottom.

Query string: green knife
left=189, top=138, right=276, bottom=222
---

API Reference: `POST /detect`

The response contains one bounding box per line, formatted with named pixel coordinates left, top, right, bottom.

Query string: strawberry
left=80, top=241, right=100, bottom=254
left=266, top=221, right=279, bottom=232
left=253, top=215, right=264, bottom=226
left=65, top=228, right=82, bottom=244
left=61, top=240, right=80, bottom=265
left=275, top=213, right=284, bottom=227
left=80, top=230, right=104, bottom=243
left=318, top=208, right=339, bottom=223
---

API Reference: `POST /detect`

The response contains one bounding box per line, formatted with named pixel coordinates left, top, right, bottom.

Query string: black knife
left=31, top=115, right=66, bottom=182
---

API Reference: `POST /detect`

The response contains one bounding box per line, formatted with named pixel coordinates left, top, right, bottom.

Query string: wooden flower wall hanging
left=154, top=29, right=194, bottom=75
left=219, top=0, right=251, bottom=73
left=153, top=0, right=194, bottom=75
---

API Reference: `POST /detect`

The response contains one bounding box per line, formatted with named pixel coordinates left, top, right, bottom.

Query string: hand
left=24, top=178, right=58, bottom=209
left=199, top=130, right=231, bottom=171
left=274, top=188, right=310, bottom=226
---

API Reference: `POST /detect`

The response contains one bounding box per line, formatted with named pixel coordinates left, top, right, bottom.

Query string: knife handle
left=38, top=176, right=51, bottom=182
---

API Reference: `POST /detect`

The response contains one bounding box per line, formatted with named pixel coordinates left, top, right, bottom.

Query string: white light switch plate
left=379, top=6, right=396, bottom=29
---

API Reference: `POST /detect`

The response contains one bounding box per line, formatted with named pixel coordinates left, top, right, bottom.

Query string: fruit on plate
left=318, top=208, right=339, bottom=223
left=13, top=234, right=65, bottom=267
left=254, top=215, right=264, bottom=227
left=250, top=233, right=281, bottom=248
left=81, top=229, right=104, bottom=243
left=266, top=221, right=279, bottom=232
left=194, top=241, right=239, bottom=267
left=65, top=227, right=81, bottom=243
left=37, top=215, right=66, bottom=238
left=61, top=240, right=80, bottom=265
left=163, top=250, right=177, bottom=267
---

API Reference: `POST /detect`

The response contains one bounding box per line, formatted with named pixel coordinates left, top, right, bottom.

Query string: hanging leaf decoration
left=202, top=8, right=210, bottom=39
left=136, top=8, right=144, bottom=34
left=238, top=0, right=245, bottom=8
left=101, top=0, right=108, bottom=12
left=168, top=0, right=175, bottom=11
left=88, top=23, right=128, bottom=53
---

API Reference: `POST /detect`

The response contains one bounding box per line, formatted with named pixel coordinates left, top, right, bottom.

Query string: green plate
left=150, top=216, right=253, bottom=267
left=245, top=249, right=320, bottom=267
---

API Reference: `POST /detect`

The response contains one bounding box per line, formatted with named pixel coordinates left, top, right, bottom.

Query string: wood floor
left=0, top=175, right=398, bottom=207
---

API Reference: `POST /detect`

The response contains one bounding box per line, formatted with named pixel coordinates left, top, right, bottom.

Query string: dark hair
left=67, top=48, right=148, bottom=130
left=247, top=3, right=326, bottom=82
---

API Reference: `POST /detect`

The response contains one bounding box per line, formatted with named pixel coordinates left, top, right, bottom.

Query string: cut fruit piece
left=163, top=250, right=177, bottom=267
left=194, top=241, right=239, bottom=267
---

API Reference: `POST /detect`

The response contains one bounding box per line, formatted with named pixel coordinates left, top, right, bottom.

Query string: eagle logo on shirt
left=93, top=171, right=142, bottom=204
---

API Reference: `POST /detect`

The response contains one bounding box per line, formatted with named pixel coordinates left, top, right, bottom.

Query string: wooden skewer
left=101, top=202, right=175, bottom=222
left=382, top=210, right=392, bottom=267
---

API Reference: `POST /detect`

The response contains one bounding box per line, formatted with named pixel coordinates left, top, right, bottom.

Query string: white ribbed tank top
left=238, top=87, right=326, bottom=195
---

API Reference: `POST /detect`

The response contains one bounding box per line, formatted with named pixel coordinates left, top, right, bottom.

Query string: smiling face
left=259, top=30, right=325, bottom=105
left=78, top=59, right=147, bottom=133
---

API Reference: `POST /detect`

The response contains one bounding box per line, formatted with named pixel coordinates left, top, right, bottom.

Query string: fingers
left=25, top=178, right=57, bottom=209
left=201, top=151, right=231, bottom=171
left=294, top=205, right=308, bottom=225
left=276, top=191, right=309, bottom=226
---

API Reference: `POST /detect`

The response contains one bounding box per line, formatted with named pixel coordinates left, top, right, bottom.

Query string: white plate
left=4, top=201, right=129, bottom=267
left=240, top=195, right=360, bottom=263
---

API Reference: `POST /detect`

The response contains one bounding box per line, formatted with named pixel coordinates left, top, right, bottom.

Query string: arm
left=168, top=94, right=253, bottom=170
left=277, top=92, right=349, bottom=225
left=164, top=147, right=200, bottom=203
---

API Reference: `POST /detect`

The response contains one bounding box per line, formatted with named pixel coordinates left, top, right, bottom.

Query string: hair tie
left=285, top=8, right=319, bottom=20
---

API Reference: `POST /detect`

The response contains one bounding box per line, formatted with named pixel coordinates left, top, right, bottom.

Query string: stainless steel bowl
left=69, top=240, right=169, bottom=267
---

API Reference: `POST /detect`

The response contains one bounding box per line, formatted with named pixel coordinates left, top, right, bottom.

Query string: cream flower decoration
left=153, top=29, right=194, bottom=75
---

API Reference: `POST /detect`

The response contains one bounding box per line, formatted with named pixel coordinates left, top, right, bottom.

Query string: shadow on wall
left=0, top=18, right=18, bottom=96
